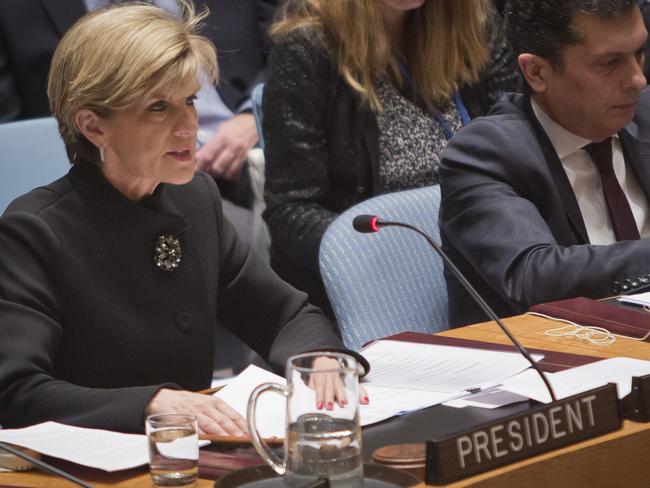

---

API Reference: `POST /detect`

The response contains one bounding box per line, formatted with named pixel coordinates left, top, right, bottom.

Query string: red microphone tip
left=370, top=217, right=379, bottom=232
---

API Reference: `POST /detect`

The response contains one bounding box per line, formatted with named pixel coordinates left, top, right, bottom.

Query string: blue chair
left=250, top=83, right=264, bottom=149
left=247, top=83, right=266, bottom=212
left=0, top=117, right=70, bottom=214
left=319, top=186, right=448, bottom=350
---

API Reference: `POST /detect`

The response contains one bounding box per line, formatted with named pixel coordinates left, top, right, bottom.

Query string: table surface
left=2, top=312, right=650, bottom=487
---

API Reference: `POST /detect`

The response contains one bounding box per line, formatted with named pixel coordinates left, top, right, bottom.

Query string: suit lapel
left=619, top=125, right=650, bottom=202
left=521, top=96, right=590, bottom=243
left=40, top=0, right=87, bottom=37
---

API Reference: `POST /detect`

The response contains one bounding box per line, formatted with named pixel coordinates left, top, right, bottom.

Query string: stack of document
left=361, top=340, right=540, bottom=392
left=216, top=365, right=461, bottom=438
left=500, top=357, right=650, bottom=403
left=0, top=422, right=155, bottom=472
left=222, top=340, right=650, bottom=435
left=217, top=340, right=544, bottom=438
left=0, top=422, right=211, bottom=472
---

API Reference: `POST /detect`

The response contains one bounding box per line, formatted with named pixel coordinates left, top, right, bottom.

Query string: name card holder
left=425, top=384, right=621, bottom=485
left=622, top=374, right=650, bottom=422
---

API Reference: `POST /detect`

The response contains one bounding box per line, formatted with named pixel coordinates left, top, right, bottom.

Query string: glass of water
left=145, top=413, right=199, bottom=486
left=248, top=352, right=363, bottom=488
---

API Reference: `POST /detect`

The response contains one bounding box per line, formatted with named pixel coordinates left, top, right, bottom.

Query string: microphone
left=352, top=215, right=381, bottom=233
left=0, top=441, right=93, bottom=487
left=352, top=214, right=557, bottom=402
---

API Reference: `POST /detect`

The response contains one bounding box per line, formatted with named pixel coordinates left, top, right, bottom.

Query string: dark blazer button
left=631, top=278, right=641, bottom=288
left=175, top=312, right=192, bottom=333
left=356, top=186, right=365, bottom=195
left=641, top=275, right=650, bottom=285
left=612, top=282, right=621, bottom=294
left=621, top=279, right=632, bottom=292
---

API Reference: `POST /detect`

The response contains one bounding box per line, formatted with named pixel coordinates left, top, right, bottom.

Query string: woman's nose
left=175, top=107, right=198, bottom=139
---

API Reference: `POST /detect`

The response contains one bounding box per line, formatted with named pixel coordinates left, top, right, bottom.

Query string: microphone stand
left=0, top=441, right=93, bottom=488
left=354, top=215, right=625, bottom=484
left=372, top=218, right=556, bottom=402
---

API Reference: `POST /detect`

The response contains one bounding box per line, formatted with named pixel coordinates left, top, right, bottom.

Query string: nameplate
left=622, top=374, right=650, bottom=422
left=425, top=384, right=621, bottom=485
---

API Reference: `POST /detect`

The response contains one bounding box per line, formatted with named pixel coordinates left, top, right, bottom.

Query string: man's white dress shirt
left=532, top=99, right=650, bottom=244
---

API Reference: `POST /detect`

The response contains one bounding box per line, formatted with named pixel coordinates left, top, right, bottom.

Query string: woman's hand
left=308, top=356, right=369, bottom=410
left=145, top=388, right=249, bottom=436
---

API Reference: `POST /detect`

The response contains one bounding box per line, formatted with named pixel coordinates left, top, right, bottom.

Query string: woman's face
left=98, top=82, right=200, bottom=199
left=380, top=0, right=426, bottom=13
left=380, top=0, right=426, bottom=28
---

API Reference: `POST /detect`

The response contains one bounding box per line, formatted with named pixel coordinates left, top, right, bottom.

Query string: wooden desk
left=2, top=313, right=650, bottom=487
left=431, top=313, right=650, bottom=487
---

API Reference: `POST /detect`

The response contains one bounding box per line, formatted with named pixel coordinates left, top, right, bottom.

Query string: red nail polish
left=361, top=396, right=369, bottom=405
left=327, top=402, right=334, bottom=410
left=317, top=401, right=323, bottom=409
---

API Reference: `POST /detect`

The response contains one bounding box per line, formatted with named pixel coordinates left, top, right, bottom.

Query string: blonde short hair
left=48, top=1, right=218, bottom=164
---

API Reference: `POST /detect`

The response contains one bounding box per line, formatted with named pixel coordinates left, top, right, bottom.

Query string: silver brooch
left=154, top=234, right=182, bottom=272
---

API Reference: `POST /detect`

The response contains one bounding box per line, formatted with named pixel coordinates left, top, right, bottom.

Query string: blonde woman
left=262, top=0, right=520, bottom=318
left=0, top=2, right=367, bottom=434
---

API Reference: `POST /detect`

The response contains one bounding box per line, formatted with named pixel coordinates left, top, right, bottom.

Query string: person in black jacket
left=0, top=0, right=277, bottom=208
left=262, top=0, right=521, bottom=318
left=0, top=2, right=366, bottom=435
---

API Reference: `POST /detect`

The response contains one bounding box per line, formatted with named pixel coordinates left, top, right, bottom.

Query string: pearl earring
left=99, top=146, right=105, bottom=163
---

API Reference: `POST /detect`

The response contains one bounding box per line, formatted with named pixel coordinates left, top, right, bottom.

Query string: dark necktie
left=585, top=138, right=640, bottom=241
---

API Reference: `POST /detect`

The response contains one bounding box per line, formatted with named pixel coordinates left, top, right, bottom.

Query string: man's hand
left=145, top=389, right=249, bottom=436
left=195, top=113, right=258, bottom=181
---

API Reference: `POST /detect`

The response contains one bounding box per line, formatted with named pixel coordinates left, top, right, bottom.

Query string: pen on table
left=199, top=434, right=284, bottom=446
left=0, top=441, right=93, bottom=488
left=465, top=387, right=482, bottom=395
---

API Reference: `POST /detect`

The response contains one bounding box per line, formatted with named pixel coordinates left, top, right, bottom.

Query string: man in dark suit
left=439, top=0, right=650, bottom=327
left=0, top=0, right=276, bottom=206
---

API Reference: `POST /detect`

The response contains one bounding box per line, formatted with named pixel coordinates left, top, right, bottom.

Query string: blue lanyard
left=397, top=61, right=471, bottom=140
left=453, top=91, right=471, bottom=126
left=431, top=92, right=471, bottom=140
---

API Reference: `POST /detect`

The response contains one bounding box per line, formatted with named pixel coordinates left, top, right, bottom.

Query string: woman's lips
left=167, top=149, right=192, bottom=161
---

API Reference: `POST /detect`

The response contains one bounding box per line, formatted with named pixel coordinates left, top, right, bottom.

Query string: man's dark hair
left=506, top=0, right=638, bottom=68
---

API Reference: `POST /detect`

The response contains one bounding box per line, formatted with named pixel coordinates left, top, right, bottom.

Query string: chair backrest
left=251, top=83, right=264, bottom=149
left=246, top=83, right=267, bottom=219
left=0, top=117, right=70, bottom=214
left=319, top=186, right=448, bottom=350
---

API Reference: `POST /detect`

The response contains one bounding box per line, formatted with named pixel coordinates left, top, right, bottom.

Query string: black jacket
left=0, top=163, right=359, bottom=432
left=262, top=21, right=521, bottom=316
left=440, top=91, right=650, bottom=327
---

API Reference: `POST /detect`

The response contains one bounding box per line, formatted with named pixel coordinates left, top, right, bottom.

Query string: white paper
left=360, top=385, right=460, bottom=421
left=617, top=291, right=650, bottom=307
left=214, top=365, right=460, bottom=438
left=444, top=388, right=530, bottom=409
left=500, top=357, right=650, bottom=403
left=0, top=422, right=210, bottom=472
left=214, top=365, right=287, bottom=438
left=0, top=422, right=148, bottom=472
left=361, top=340, right=543, bottom=393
